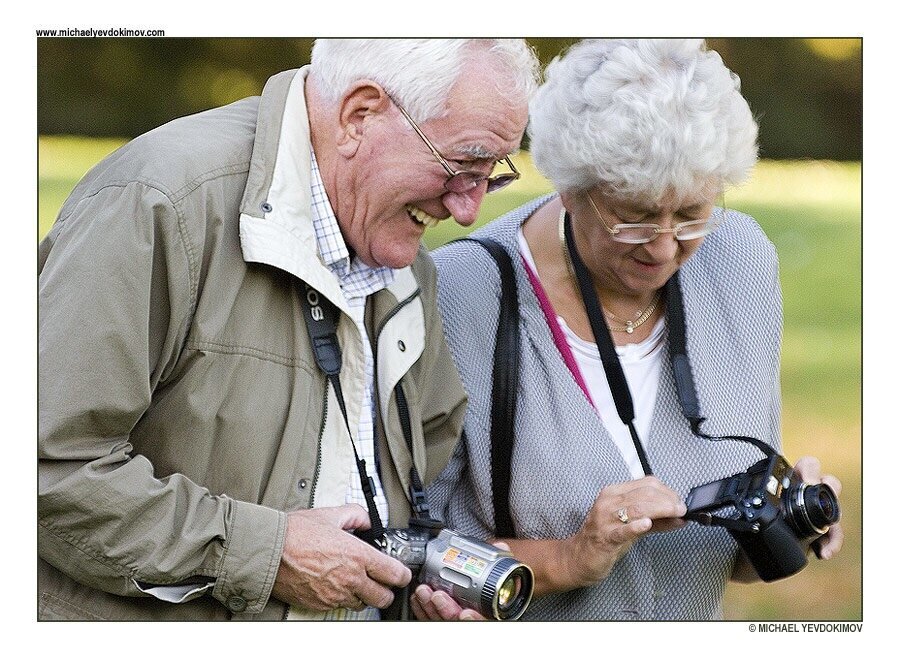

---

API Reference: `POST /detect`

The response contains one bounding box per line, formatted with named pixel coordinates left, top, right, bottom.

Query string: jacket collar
left=237, top=67, right=413, bottom=318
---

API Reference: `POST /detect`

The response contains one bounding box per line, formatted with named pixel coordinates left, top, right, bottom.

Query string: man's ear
left=336, top=80, right=391, bottom=158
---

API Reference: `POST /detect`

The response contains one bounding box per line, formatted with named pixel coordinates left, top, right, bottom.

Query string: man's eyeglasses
left=587, top=193, right=724, bottom=245
left=390, top=96, right=520, bottom=194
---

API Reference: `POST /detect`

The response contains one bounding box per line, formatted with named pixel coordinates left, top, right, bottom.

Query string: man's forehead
left=438, top=108, right=527, bottom=162
left=456, top=144, right=511, bottom=160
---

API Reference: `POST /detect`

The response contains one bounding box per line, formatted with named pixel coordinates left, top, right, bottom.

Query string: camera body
left=685, top=453, right=839, bottom=582
left=374, top=526, right=534, bottom=620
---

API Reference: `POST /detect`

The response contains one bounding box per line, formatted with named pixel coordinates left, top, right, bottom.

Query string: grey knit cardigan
left=429, top=194, right=783, bottom=620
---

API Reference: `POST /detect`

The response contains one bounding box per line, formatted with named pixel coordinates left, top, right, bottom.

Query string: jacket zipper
left=308, top=380, right=329, bottom=509
left=281, top=380, right=328, bottom=621
left=394, top=382, right=414, bottom=452
left=373, top=288, right=421, bottom=339
left=371, top=289, right=422, bottom=511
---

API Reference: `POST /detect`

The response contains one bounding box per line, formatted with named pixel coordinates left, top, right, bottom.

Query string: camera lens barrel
left=481, top=558, right=534, bottom=620
left=785, top=482, right=840, bottom=537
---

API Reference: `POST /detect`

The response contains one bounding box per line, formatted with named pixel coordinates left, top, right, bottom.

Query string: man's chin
left=370, top=243, right=422, bottom=270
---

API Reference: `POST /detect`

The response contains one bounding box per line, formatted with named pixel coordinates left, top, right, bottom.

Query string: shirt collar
left=309, top=149, right=395, bottom=297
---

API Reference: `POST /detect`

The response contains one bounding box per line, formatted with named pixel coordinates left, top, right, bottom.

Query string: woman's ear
left=558, top=190, right=577, bottom=213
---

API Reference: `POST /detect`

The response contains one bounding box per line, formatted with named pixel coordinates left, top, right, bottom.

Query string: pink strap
left=520, top=255, right=597, bottom=410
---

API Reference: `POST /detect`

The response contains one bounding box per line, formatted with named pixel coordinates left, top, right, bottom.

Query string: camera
left=372, top=525, right=534, bottom=620
left=684, top=453, right=840, bottom=582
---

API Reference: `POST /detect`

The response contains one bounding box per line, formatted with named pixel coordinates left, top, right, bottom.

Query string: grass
left=38, top=137, right=861, bottom=620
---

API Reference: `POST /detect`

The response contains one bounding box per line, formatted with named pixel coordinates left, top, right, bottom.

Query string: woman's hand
left=501, top=476, right=687, bottom=596
left=410, top=584, right=488, bottom=621
left=793, top=456, right=845, bottom=560
left=559, top=476, right=687, bottom=589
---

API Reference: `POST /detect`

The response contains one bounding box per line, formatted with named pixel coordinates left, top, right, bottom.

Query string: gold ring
left=616, top=508, right=630, bottom=524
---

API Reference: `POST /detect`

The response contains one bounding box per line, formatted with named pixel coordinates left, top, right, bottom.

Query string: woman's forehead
left=602, top=180, right=721, bottom=209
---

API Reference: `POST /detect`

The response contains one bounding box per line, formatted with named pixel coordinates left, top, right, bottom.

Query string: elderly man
left=38, top=39, right=538, bottom=621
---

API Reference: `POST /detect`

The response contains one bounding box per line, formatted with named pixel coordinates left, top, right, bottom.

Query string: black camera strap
left=395, top=382, right=439, bottom=523
left=562, top=212, right=654, bottom=476
left=455, top=237, right=520, bottom=539
left=562, top=210, right=775, bottom=469
left=663, top=267, right=776, bottom=458
left=298, top=281, right=385, bottom=540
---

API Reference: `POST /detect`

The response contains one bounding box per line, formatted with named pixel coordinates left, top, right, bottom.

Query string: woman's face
left=563, top=183, right=719, bottom=300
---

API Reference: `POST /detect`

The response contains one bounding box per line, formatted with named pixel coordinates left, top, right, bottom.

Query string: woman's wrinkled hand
left=793, top=456, right=845, bottom=560
left=560, top=476, right=687, bottom=588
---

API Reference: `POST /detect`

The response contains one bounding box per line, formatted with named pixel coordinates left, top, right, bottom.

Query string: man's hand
left=271, top=504, right=412, bottom=611
left=411, top=584, right=487, bottom=620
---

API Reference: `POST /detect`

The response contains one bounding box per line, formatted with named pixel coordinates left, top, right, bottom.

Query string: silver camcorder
left=375, top=526, right=534, bottom=620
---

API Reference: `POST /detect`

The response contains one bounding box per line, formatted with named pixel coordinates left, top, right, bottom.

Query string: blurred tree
left=37, top=37, right=860, bottom=160
left=708, top=38, right=861, bottom=160
left=38, top=38, right=313, bottom=137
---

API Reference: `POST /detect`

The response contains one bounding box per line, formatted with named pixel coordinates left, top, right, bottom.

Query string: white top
left=518, top=229, right=665, bottom=479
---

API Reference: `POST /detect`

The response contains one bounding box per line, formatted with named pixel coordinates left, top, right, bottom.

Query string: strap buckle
left=409, top=480, right=431, bottom=518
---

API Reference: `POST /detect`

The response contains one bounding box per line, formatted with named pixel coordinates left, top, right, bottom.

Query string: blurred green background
left=37, top=38, right=861, bottom=621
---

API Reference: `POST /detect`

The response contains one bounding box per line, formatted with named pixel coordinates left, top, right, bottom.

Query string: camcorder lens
left=488, top=563, right=533, bottom=619
left=497, top=574, right=521, bottom=609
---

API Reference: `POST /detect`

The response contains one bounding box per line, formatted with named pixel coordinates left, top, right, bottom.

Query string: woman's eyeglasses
left=587, top=193, right=724, bottom=244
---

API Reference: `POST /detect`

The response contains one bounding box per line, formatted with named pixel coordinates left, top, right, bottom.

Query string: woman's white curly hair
left=528, top=39, right=759, bottom=201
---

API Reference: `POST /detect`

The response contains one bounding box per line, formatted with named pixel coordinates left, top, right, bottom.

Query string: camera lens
left=784, top=482, right=840, bottom=537
left=497, top=573, right=522, bottom=610
left=483, top=560, right=534, bottom=620
left=804, top=483, right=840, bottom=530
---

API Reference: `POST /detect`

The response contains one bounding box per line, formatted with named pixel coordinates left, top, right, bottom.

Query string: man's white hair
left=310, top=39, right=540, bottom=122
left=528, top=39, right=759, bottom=200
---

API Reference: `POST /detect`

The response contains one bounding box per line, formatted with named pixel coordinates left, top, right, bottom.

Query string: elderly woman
left=414, top=39, right=843, bottom=621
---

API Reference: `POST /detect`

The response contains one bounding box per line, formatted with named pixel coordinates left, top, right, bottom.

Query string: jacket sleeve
left=38, top=181, right=286, bottom=615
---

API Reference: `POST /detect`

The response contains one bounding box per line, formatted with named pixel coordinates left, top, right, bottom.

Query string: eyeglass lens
left=444, top=170, right=519, bottom=195
left=611, top=212, right=723, bottom=244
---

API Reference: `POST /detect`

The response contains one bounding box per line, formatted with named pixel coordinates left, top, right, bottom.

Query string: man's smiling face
left=334, top=57, right=529, bottom=269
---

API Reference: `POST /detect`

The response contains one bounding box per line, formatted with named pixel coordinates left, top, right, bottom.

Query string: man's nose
left=441, top=181, right=488, bottom=227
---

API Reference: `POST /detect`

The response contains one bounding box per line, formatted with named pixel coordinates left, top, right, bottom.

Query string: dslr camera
left=685, top=452, right=840, bottom=581
left=370, top=524, right=534, bottom=620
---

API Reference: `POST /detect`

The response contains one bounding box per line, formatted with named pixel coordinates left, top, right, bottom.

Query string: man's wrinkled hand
left=272, top=504, right=412, bottom=611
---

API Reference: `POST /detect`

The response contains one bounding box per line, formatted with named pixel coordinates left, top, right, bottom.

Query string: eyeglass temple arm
left=392, top=100, right=457, bottom=175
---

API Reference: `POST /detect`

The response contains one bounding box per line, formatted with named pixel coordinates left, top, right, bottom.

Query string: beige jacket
left=38, top=68, right=467, bottom=620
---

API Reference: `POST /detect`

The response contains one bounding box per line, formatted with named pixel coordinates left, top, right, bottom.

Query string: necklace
left=604, top=295, right=659, bottom=334
left=558, top=207, right=659, bottom=334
